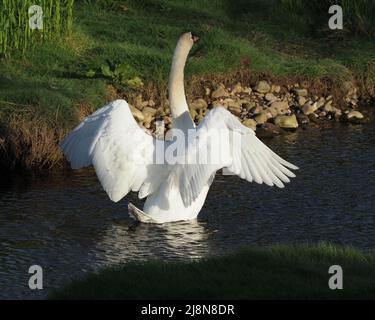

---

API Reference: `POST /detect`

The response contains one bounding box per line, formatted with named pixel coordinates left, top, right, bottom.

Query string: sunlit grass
left=0, top=0, right=374, bottom=132
left=0, top=0, right=74, bottom=57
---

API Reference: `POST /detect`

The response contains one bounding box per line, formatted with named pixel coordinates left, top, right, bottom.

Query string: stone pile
left=129, top=80, right=365, bottom=135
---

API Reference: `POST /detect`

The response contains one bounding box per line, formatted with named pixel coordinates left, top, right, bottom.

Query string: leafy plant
left=86, top=60, right=144, bottom=89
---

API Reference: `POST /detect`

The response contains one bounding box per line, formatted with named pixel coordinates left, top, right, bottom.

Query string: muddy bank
left=0, top=72, right=374, bottom=172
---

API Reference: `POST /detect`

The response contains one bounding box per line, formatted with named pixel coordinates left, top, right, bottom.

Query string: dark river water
left=0, top=123, right=374, bottom=299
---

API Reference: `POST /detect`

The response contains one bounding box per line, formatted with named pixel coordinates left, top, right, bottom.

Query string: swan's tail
left=128, top=203, right=157, bottom=223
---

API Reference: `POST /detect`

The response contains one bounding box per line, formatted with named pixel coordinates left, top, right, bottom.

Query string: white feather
left=171, top=107, right=299, bottom=207
left=60, top=99, right=164, bottom=202
left=60, top=32, right=299, bottom=224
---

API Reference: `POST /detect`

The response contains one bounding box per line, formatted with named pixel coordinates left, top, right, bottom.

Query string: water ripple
left=0, top=123, right=374, bottom=299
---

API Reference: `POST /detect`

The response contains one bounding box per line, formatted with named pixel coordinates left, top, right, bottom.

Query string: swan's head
left=178, top=31, right=200, bottom=51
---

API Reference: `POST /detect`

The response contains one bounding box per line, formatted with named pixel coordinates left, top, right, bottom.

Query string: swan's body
left=60, top=32, right=298, bottom=224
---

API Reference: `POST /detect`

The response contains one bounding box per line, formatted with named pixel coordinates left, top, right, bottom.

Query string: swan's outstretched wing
left=172, top=107, right=299, bottom=207
left=60, top=99, right=163, bottom=202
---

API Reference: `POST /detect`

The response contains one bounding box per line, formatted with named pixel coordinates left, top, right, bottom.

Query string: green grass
left=0, top=1, right=374, bottom=171
left=50, top=243, right=375, bottom=299
left=274, top=0, right=375, bottom=36
left=0, top=0, right=74, bottom=57
left=1, top=0, right=375, bottom=130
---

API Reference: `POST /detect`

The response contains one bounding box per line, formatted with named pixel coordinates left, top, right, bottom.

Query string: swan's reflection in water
left=93, top=219, right=213, bottom=264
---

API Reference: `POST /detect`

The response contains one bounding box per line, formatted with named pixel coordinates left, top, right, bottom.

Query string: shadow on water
left=0, top=122, right=374, bottom=298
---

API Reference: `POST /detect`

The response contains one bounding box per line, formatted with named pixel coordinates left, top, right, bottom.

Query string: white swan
left=60, top=32, right=298, bottom=224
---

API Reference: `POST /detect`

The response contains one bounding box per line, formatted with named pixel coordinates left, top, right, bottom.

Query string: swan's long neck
left=168, top=41, right=191, bottom=118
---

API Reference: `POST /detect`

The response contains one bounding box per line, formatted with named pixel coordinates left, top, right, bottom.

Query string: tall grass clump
left=278, top=0, right=375, bottom=36
left=0, top=0, right=75, bottom=57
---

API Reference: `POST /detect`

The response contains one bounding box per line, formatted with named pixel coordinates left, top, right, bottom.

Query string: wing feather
left=60, top=99, right=164, bottom=202
left=173, top=107, right=299, bottom=207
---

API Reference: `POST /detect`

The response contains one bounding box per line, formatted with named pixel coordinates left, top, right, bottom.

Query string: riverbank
left=0, top=74, right=373, bottom=172
left=1, top=0, right=374, bottom=171
left=50, top=243, right=375, bottom=299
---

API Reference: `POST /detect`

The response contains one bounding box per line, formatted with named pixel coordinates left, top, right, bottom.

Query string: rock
left=334, top=108, right=342, bottom=121
left=228, top=100, right=242, bottom=116
left=254, top=81, right=271, bottom=94
left=196, top=114, right=204, bottom=124
left=296, top=113, right=309, bottom=125
left=242, top=119, right=257, bottom=131
left=272, top=85, right=281, bottom=93
left=211, top=87, right=229, bottom=99
left=130, top=105, right=144, bottom=122
left=256, top=123, right=284, bottom=138
left=274, top=114, right=298, bottom=129
left=319, top=111, right=327, bottom=117
left=249, top=105, right=262, bottom=115
left=323, top=101, right=334, bottom=113
left=231, top=83, right=243, bottom=95
left=293, top=88, right=308, bottom=97
left=242, top=87, right=252, bottom=95
left=223, top=98, right=236, bottom=107
left=156, top=107, right=165, bottom=117
left=212, top=100, right=227, bottom=109
left=198, top=107, right=206, bottom=115
left=142, top=107, right=157, bottom=128
left=239, top=99, right=255, bottom=111
left=255, top=111, right=269, bottom=124
left=308, top=113, right=320, bottom=124
left=265, top=106, right=279, bottom=118
left=242, top=102, right=256, bottom=111
left=302, top=102, right=318, bottom=115
left=142, top=106, right=157, bottom=116
left=148, top=99, right=156, bottom=107
left=333, top=107, right=342, bottom=116
left=142, top=113, right=154, bottom=126
left=164, top=116, right=172, bottom=124
left=347, top=111, right=364, bottom=121
left=298, top=96, right=307, bottom=106
left=270, top=101, right=289, bottom=115
left=349, top=98, right=358, bottom=106
left=190, top=98, right=208, bottom=111
left=316, top=97, right=326, bottom=109
left=189, top=108, right=198, bottom=120
left=134, top=94, right=148, bottom=110
left=227, top=100, right=240, bottom=107
left=265, top=93, right=277, bottom=102
left=254, top=93, right=265, bottom=99
left=241, top=110, right=249, bottom=118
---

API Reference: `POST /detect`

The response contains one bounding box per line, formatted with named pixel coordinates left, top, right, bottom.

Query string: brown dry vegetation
left=0, top=114, right=65, bottom=171
left=358, top=62, right=375, bottom=98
